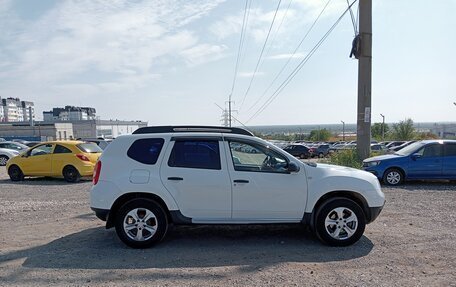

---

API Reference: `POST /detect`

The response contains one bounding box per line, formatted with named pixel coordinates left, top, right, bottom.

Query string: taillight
left=76, top=154, right=90, bottom=161
left=93, top=161, right=101, bottom=185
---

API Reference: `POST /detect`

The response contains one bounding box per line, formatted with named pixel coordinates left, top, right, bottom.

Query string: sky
left=0, top=0, right=455, bottom=126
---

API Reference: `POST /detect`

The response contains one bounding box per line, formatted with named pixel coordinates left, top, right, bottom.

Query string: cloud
left=238, top=71, right=265, bottom=78
left=180, top=44, right=228, bottom=66
left=0, top=0, right=226, bottom=97
left=268, top=52, right=306, bottom=60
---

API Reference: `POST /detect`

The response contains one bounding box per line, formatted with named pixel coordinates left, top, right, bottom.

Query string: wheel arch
left=306, top=191, right=370, bottom=230
left=383, top=166, right=407, bottom=180
left=106, top=192, right=173, bottom=229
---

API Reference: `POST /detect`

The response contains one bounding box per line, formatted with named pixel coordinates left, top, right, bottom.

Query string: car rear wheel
left=63, top=166, right=81, bottom=183
left=383, top=168, right=403, bottom=186
left=0, top=155, right=9, bottom=166
left=8, top=165, right=24, bottom=181
left=300, top=153, right=307, bottom=159
left=115, top=199, right=168, bottom=248
left=315, top=197, right=366, bottom=246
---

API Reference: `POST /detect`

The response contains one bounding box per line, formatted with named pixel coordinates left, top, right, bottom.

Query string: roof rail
left=132, top=126, right=254, bottom=136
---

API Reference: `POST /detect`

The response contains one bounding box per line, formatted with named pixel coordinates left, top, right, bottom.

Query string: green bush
left=328, top=150, right=363, bottom=169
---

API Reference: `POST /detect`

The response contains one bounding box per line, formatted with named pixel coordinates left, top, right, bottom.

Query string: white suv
left=90, top=126, right=385, bottom=248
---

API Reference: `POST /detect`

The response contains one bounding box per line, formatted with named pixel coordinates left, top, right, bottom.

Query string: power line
left=263, top=0, right=294, bottom=60
left=228, top=0, right=250, bottom=127
left=239, top=0, right=282, bottom=109
left=246, top=0, right=332, bottom=113
left=246, top=0, right=357, bottom=124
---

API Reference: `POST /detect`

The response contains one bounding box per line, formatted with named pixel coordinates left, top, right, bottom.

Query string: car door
left=21, top=143, right=54, bottom=176
left=407, top=143, right=443, bottom=179
left=442, top=143, right=456, bottom=178
left=225, top=138, right=307, bottom=221
left=51, top=144, right=74, bottom=176
left=160, top=137, right=232, bottom=221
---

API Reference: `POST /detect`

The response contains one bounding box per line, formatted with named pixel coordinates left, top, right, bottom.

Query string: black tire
left=0, top=155, right=9, bottom=166
left=115, top=199, right=168, bottom=248
left=315, top=197, right=366, bottom=247
left=62, top=166, right=81, bottom=183
left=8, top=165, right=24, bottom=181
left=318, top=152, right=324, bottom=158
left=383, top=168, right=404, bottom=186
left=300, top=153, right=308, bottom=159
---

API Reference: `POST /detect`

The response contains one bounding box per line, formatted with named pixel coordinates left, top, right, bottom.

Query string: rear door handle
left=233, top=179, right=249, bottom=183
left=168, top=177, right=183, bottom=181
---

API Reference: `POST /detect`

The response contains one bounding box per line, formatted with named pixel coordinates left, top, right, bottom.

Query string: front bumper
left=366, top=205, right=384, bottom=224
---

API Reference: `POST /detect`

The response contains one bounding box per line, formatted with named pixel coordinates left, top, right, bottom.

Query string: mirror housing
left=288, top=162, right=300, bottom=173
left=411, top=153, right=422, bottom=161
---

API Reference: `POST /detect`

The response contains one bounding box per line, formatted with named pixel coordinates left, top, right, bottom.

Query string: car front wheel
left=8, top=165, right=24, bottom=181
left=115, top=199, right=168, bottom=248
left=383, top=168, right=403, bottom=186
left=315, top=197, right=366, bottom=246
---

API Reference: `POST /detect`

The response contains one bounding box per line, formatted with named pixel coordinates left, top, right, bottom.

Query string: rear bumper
left=91, top=207, right=109, bottom=221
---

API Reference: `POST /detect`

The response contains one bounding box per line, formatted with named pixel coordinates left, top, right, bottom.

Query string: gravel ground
left=0, top=166, right=455, bottom=287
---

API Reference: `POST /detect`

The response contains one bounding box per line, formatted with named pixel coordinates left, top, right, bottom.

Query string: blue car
left=362, top=140, right=456, bottom=185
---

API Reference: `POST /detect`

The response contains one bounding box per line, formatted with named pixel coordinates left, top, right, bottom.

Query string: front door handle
left=168, top=177, right=183, bottom=181
left=233, top=179, right=249, bottom=183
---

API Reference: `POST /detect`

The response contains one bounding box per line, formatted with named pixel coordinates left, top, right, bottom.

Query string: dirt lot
left=0, top=167, right=455, bottom=287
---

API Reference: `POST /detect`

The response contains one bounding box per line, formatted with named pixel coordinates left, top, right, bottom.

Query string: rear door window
left=127, top=138, right=165, bottom=165
left=444, top=143, right=456, bottom=156
left=168, top=140, right=221, bottom=170
left=54, top=145, right=72, bottom=154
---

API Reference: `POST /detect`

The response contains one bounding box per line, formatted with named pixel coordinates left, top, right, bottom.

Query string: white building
left=0, top=97, right=35, bottom=122
left=43, top=106, right=96, bottom=121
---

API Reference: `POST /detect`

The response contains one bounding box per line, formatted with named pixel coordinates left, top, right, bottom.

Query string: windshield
left=395, top=141, right=425, bottom=156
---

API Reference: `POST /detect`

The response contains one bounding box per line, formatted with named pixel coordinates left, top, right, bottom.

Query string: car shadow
left=0, top=176, right=91, bottom=186
left=386, top=180, right=455, bottom=191
left=0, top=225, right=374, bottom=270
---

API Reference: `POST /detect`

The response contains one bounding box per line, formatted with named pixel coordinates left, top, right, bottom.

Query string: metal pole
left=228, top=97, right=232, bottom=127
left=356, top=0, right=372, bottom=160
left=380, top=113, right=385, bottom=141
left=341, top=120, right=345, bottom=141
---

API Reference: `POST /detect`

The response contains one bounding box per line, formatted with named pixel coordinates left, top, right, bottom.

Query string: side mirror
left=288, top=162, right=300, bottom=173
left=411, top=153, right=422, bottom=161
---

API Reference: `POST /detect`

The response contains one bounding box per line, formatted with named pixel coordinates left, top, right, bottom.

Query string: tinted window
left=76, top=143, right=103, bottom=153
left=168, top=140, right=221, bottom=170
left=54, top=145, right=72, bottom=154
left=127, top=138, right=164, bottom=165
left=416, top=144, right=442, bottom=157
left=444, top=144, right=456, bottom=156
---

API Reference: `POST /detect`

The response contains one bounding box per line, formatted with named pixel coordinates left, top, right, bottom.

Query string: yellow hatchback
left=6, top=141, right=102, bottom=182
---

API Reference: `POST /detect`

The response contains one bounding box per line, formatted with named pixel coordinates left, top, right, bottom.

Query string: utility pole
left=341, top=120, right=345, bottom=141
left=380, top=113, right=385, bottom=141
left=356, top=0, right=372, bottom=160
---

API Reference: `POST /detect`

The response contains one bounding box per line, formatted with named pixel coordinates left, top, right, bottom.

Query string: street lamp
left=380, top=114, right=385, bottom=141
left=341, top=120, right=345, bottom=141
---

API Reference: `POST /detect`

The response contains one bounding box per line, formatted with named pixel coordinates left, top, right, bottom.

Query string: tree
left=308, top=128, right=331, bottom=141
left=391, top=118, right=416, bottom=140
left=371, top=122, right=389, bottom=140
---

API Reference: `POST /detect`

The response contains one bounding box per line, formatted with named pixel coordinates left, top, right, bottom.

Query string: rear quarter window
left=77, top=143, right=103, bottom=153
left=127, top=138, right=165, bottom=165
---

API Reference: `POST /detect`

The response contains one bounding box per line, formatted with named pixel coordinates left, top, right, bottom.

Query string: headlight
left=365, top=160, right=381, bottom=167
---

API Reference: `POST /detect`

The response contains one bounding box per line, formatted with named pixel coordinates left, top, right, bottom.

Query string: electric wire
left=229, top=0, right=251, bottom=102
left=263, top=0, right=294, bottom=61
left=346, top=0, right=357, bottom=35
left=246, top=0, right=357, bottom=124
left=246, top=0, right=332, bottom=113
left=239, top=0, right=282, bottom=109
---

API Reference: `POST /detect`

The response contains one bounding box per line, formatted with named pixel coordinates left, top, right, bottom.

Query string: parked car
left=370, top=144, right=388, bottom=154
left=0, top=141, right=29, bottom=152
left=0, top=148, right=20, bottom=166
left=11, top=139, right=30, bottom=144
left=363, top=140, right=456, bottom=185
left=385, top=141, right=406, bottom=149
left=283, top=144, right=311, bottom=159
left=314, top=144, right=330, bottom=158
left=389, top=141, right=416, bottom=152
left=77, top=138, right=112, bottom=150
left=90, top=126, right=385, bottom=248
left=0, top=138, right=5, bottom=142
left=6, top=141, right=102, bottom=182
left=25, top=141, right=41, bottom=148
